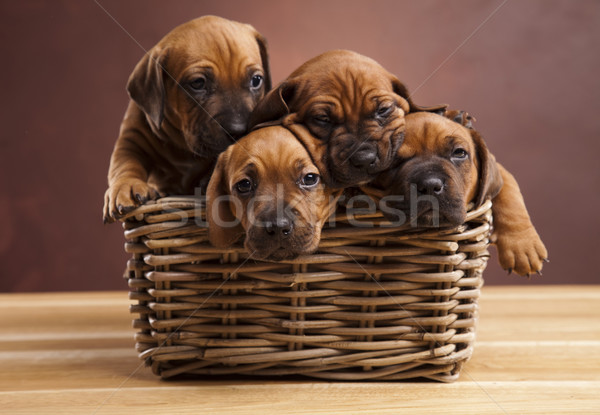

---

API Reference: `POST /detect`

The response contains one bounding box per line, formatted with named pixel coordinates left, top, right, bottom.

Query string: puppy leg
left=103, top=137, right=161, bottom=223
left=491, top=163, right=548, bottom=275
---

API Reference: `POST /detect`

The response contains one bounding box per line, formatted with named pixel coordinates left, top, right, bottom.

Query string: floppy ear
left=390, top=77, right=448, bottom=114
left=127, top=47, right=168, bottom=128
left=248, top=81, right=297, bottom=130
left=206, top=148, right=244, bottom=248
left=283, top=120, right=335, bottom=187
left=471, top=130, right=504, bottom=207
left=254, top=33, right=272, bottom=92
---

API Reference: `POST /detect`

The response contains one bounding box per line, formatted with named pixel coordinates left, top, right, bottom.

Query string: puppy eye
left=189, top=76, right=206, bottom=91
left=376, top=103, right=395, bottom=118
left=312, top=114, right=331, bottom=125
left=250, top=74, right=263, bottom=90
left=300, top=173, right=320, bottom=188
left=235, top=179, right=254, bottom=194
left=452, top=148, right=468, bottom=159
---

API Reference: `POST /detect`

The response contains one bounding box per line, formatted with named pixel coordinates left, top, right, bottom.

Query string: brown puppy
left=207, top=125, right=342, bottom=261
left=366, top=112, right=548, bottom=276
left=103, top=16, right=271, bottom=223
left=439, top=109, right=549, bottom=276
left=248, top=49, right=447, bottom=188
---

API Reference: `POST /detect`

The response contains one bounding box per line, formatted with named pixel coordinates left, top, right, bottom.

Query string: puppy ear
left=283, top=120, right=334, bottom=187
left=248, top=81, right=297, bottom=130
left=206, top=148, right=244, bottom=248
left=127, top=47, right=168, bottom=128
left=254, top=33, right=272, bottom=92
left=471, top=130, right=504, bottom=207
left=390, top=77, right=448, bottom=114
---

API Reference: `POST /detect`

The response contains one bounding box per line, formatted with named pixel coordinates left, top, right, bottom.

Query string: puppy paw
left=444, top=109, right=476, bottom=129
left=103, top=179, right=160, bottom=223
left=494, top=227, right=548, bottom=276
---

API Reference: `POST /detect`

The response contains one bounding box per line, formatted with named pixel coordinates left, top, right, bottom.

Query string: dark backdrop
left=1, top=0, right=598, bottom=292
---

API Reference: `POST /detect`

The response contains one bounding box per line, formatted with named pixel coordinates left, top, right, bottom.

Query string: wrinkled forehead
left=293, top=66, right=397, bottom=118
left=403, top=113, right=474, bottom=154
left=228, top=127, right=316, bottom=181
left=304, top=55, right=393, bottom=89
left=161, top=22, right=262, bottom=76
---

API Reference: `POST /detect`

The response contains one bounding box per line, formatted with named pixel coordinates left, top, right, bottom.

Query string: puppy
left=103, top=16, right=271, bottom=223
left=366, top=112, right=548, bottom=276
left=206, top=125, right=342, bottom=261
left=248, top=49, right=447, bottom=188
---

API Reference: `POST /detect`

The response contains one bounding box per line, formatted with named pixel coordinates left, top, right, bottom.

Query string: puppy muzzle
left=349, top=143, right=378, bottom=170
left=380, top=164, right=466, bottom=227
left=245, top=211, right=302, bottom=260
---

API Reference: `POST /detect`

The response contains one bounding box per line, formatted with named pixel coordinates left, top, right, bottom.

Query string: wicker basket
left=122, top=196, right=492, bottom=382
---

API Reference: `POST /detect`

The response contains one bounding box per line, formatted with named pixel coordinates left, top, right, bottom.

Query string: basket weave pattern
left=123, top=196, right=492, bottom=382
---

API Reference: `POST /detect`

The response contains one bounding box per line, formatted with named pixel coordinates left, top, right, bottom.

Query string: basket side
left=122, top=197, right=491, bottom=381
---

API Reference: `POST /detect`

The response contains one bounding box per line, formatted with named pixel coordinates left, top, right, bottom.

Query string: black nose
left=417, top=177, right=445, bottom=196
left=264, top=217, right=293, bottom=237
left=350, top=145, right=377, bottom=169
left=224, top=121, right=247, bottom=138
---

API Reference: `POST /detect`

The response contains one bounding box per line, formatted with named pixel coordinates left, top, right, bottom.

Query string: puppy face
left=248, top=50, right=446, bottom=188
left=127, top=16, right=271, bottom=158
left=369, top=112, right=503, bottom=227
left=207, top=126, right=341, bottom=261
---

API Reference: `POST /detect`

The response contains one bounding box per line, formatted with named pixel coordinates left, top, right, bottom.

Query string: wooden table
left=1, top=286, right=598, bottom=414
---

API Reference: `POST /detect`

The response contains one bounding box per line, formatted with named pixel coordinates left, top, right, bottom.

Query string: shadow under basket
left=122, top=197, right=493, bottom=382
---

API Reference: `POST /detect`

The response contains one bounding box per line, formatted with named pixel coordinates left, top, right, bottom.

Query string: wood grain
left=1, top=286, right=599, bottom=414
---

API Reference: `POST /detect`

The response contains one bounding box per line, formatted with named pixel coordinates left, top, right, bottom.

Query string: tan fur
left=367, top=112, right=547, bottom=276
left=207, top=126, right=342, bottom=260
left=248, top=50, right=447, bottom=188
left=492, top=164, right=548, bottom=275
left=103, top=16, right=271, bottom=222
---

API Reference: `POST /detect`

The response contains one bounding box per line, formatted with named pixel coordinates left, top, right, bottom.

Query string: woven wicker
left=122, top=196, right=492, bottom=382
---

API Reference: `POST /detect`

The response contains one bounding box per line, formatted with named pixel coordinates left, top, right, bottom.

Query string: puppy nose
left=224, top=121, right=247, bottom=138
left=350, top=145, right=377, bottom=168
left=265, top=217, right=293, bottom=237
left=417, top=177, right=445, bottom=196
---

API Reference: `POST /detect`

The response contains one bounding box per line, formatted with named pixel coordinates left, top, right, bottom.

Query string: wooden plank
left=1, top=382, right=598, bottom=415
left=477, top=286, right=600, bottom=342
left=467, top=340, right=600, bottom=381
left=0, top=341, right=598, bottom=392
left=0, top=287, right=598, bottom=414
left=0, top=292, right=133, bottom=339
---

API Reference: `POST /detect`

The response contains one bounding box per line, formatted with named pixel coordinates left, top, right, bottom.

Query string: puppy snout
left=417, top=177, right=445, bottom=196
left=350, top=144, right=377, bottom=169
left=216, top=109, right=249, bottom=139
left=221, top=119, right=247, bottom=138
left=264, top=216, right=293, bottom=237
left=226, top=121, right=247, bottom=137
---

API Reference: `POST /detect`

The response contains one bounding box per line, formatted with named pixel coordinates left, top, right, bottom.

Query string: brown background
left=1, top=0, right=598, bottom=292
